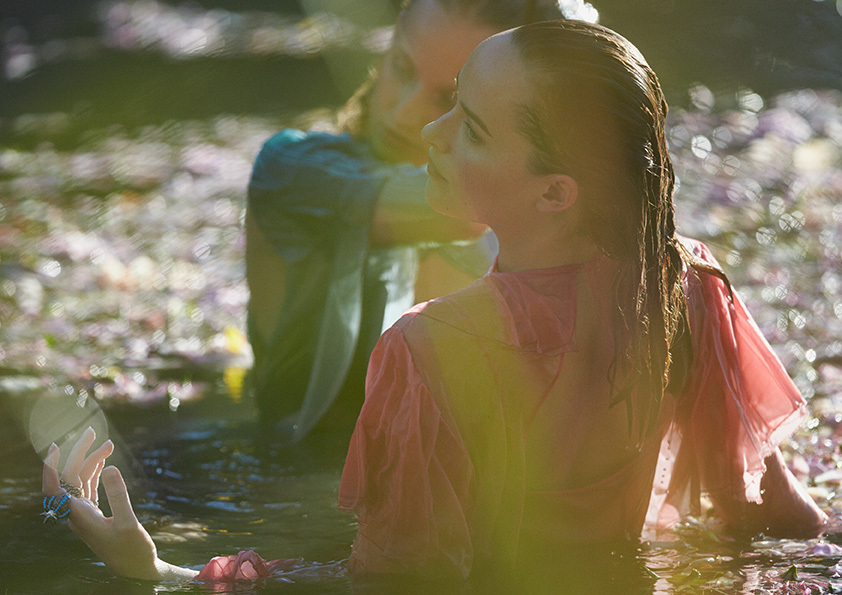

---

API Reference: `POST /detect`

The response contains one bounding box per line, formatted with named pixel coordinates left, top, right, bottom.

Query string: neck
left=495, top=225, right=599, bottom=272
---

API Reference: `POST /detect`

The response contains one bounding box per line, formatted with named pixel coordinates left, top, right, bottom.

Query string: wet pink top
left=198, top=239, right=816, bottom=582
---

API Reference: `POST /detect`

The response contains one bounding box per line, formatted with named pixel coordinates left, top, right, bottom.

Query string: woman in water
left=43, top=19, right=826, bottom=588
left=247, top=0, right=566, bottom=441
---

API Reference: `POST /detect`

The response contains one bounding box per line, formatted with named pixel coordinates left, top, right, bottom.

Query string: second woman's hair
left=339, top=0, right=567, bottom=136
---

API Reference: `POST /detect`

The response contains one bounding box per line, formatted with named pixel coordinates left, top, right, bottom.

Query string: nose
left=393, top=84, right=443, bottom=135
left=422, top=109, right=455, bottom=153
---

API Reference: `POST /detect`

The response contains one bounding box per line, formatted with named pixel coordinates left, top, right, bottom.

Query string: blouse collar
left=481, top=253, right=615, bottom=355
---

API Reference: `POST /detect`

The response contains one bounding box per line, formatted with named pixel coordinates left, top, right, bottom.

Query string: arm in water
left=42, top=427, right=198, bottom=582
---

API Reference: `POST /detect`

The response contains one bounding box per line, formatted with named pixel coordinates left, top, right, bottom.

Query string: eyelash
left=463, top=120, right=480, bottom=143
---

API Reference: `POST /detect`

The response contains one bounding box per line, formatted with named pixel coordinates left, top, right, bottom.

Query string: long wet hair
left=338, top=0, right=567, bottom=137
left=512, top=20, right=725, bottom=438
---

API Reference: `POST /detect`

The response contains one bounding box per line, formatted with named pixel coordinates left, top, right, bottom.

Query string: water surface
left=1, top=1, right=842, bottom=593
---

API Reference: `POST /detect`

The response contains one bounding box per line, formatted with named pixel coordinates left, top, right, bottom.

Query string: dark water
left=1, top=389, right=357, bottom=594
left=0, top=0, right=395, bottom=144
left=3, top=390, right=842, bottom=594
left=2, top=0, right=841, bottom=143
left=1, top=1, right=842, bottom=593
left=6, top=390, right=839, bottom=595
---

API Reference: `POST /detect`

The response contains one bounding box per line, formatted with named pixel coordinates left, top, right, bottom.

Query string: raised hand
left=43, top=426, right=112, bottom=502
left=42, top=427, right=198, bottom=582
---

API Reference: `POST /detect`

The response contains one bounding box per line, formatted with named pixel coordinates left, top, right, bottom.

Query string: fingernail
left=49, top=443, right=57, bottom=451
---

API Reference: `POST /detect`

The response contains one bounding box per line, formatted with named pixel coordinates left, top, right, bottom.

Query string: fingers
left=67, top=495, right=107, bottom=537
left=79, top=440, right=114, bottom=499
left=88, top=459, right=106, bottom=504
left=62, top=427, right=97, bottom=487
left=42, top=443, right=61, bottom=495
left=101, top=466, right=139, bottom=528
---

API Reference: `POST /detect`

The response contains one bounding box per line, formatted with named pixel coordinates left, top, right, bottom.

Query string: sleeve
left=196, top=550, right=303, bottom=582
left=666, top=240, right=808, bottom=517
left=247, top=130, right=419, bottom=263
left=338, top=324, right=475, bottom=579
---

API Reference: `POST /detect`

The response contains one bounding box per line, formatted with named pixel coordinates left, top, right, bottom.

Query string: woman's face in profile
left=422, top=33, right=551, bottom=235
left=367, top=0, right=496, bottom=166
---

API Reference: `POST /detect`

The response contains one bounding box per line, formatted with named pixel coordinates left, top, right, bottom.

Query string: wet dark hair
left=338, top=0, right=566, bottom=136
left=511, top=20, right=726, bottom=437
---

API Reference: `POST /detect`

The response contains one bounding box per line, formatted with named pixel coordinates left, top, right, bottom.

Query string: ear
left=536, top=174, right=578, bottom=214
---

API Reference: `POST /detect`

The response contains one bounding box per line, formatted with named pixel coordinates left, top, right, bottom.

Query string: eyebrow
left=455, top=72, right=492, bottom=137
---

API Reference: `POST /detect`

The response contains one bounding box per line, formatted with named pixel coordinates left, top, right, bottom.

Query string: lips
left=426, top=151, right=445, bottom=181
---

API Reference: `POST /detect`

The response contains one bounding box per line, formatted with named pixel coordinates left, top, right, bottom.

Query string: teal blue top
left=247, top=129, right=495, bottom=441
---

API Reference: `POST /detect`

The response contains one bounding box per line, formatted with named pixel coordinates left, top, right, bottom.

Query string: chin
left=424, top=185, right=448, bottom=215
left=425, top=189, right=464, bottom=220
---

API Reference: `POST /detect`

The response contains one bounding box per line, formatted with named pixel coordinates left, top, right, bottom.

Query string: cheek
left=370, top=72, right=400, bottom=115
left=425, top=161, right=488, bottom=222
left=450, top=157, right=500, bottom=220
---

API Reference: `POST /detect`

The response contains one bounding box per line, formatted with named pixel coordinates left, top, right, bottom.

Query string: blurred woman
left=246, top=0, right=567, bottom=441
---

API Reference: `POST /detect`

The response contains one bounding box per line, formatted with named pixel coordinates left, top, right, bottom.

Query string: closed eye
left=390, top=50, right=414, bottom=80
left=463, top=120, right=480, bottom=143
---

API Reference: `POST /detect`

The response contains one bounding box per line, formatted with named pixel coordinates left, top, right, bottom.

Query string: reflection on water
left=1, top=99, right=841, bottom=590
left=3, top=392, right=842, bottom=593
left=0, top=389, right=356, bottom=594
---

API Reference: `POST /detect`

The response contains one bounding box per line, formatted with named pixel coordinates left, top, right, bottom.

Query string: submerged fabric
left=337, top=238, right=808, bottom=578
left=247, top=130, right=493, bottom=440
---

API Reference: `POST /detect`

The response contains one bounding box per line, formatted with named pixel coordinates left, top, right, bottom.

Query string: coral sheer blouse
left=198, top=239, right=817, bottom=582
left=336, top=239, right=809, bottom=578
